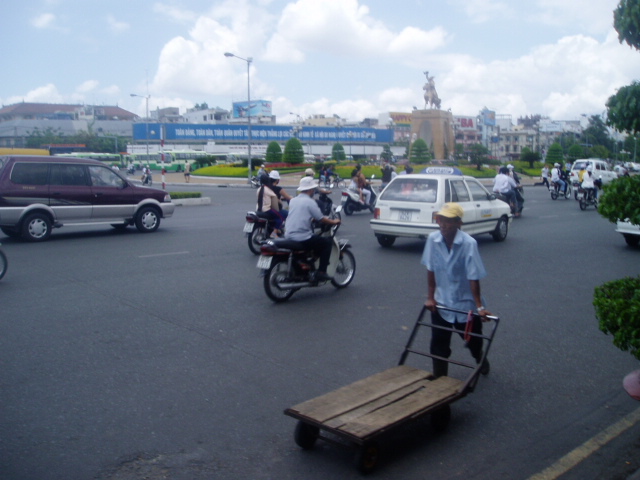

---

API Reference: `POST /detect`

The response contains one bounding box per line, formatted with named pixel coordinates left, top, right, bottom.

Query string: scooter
left=141, top=171, right=153, bottom=186
left=341, top=184, right=377, bottom=215
left=244, top=211, right=281, bottom=255
left=550, top=180, right=571, bottom=200
left=577, top=187, right=599, bottom=211
left=0, top=243, right=7, bottom=280
left=250, top=175, right=261, bottom=188
left=257, top=207, right=355, bottom=302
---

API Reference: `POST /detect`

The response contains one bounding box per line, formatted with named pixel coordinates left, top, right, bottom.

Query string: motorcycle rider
left=551, top=163, right=567, bottom=194
left=507, top=164, right=524, bottom=215
left=492, top=167, right=518, bottom=214
left=285, top=176, right=341, bottom=282
left=581, top=165, right=597, bottom=201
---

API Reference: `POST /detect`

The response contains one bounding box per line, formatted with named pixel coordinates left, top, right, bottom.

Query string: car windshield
left=572, top=161, right=589, bottom=171
left=380, top=178, right=438, bottom=203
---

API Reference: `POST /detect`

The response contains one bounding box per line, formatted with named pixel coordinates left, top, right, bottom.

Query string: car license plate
left=257, top=255, right=272, bottom=269
left=398, top=210, right=413, bottom=221
left=243, top=221, right=253, bottom=233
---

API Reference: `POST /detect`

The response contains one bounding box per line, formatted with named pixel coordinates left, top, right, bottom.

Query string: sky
left=2, top=0, right=638, bottom=125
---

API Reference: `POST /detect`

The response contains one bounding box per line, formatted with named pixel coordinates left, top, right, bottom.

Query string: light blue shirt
left=421, top=229, right=487, bottom=323
left=285, top=193, right=323, bottom=241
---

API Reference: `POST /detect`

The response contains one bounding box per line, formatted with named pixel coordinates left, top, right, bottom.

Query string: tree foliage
left=26, top=127, right=126, bottom=153
left=283, top=137, right=304, bottom=164
left=608, top=1, right=640, bottom=134
left=380, top=144, right=393, bottom=162
left=598, top=174, right=640, bottom=225
left=467, top=143, right=489, bottom=170
left=567, top=144, right=584, bottom=162
left=265, top=141, right=282, bottom=163
left=545, top=142, right=564, bottom=165
left=614, top=0, right=640, bottom=50
left=520, top=147, right=540, bottom=168
left=332, top=143, right=346, bottom=161
left=409, top=138, right=431, bottom=164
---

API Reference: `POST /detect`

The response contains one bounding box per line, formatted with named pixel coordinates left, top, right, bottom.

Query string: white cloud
left=106, top=14, right=129, bottom=33
left=30, top=13, right=56, bottom=29
left=452, top=0, right=513, bottom=24
left=77, top=80, right=99, bottom=93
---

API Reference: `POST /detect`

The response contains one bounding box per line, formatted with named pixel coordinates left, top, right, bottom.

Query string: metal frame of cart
left=284, top=305, right=500, bottom=473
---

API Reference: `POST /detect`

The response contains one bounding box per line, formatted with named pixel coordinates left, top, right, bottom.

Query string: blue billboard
left=133, top=123, right=393, bottom=144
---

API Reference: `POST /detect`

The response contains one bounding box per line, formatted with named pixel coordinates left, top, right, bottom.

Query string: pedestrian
left=421, top=202, right=492, bottom=378
left=541, top=164, right=550, bottom=188
left=184, top=161, right=191, bottom=183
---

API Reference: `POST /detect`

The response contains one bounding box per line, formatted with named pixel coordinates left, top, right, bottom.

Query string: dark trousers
left=299, top=235, right=332, bottom=272
left=430, top=310, right=483, bottom=376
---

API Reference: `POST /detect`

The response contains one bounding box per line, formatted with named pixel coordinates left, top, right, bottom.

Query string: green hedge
left=169, top=192, right=202, bottom=199
left=594, top=276, right=640, bottom=360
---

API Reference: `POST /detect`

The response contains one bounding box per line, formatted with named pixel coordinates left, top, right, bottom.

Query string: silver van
left=0, top=155, right=174, bottom=241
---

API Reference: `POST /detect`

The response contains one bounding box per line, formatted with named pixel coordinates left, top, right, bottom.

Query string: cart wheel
left=294, top=421, right=319, bottom=450
left=354, top=441, right=380, bottom=474
left=431, top=405, right=451, bottom=433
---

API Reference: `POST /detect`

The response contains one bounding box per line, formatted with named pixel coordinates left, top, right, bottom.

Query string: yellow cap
left=436, top=202, right=464, bottom=219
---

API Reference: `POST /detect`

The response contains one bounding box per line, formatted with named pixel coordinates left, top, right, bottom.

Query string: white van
left=569, top=159, right=617, bottom=186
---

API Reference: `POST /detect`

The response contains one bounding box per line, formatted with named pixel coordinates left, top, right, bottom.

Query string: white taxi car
left=370, top=167, right=512, bottom=247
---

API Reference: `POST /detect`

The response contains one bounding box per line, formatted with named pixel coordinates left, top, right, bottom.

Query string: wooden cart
left=284, top=306, right=500, bottom=473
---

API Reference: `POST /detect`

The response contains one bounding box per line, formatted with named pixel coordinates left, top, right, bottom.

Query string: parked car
left=370, top=167, right=512, bottom=247
left=0, top=155, right=174, bottom=241
left=569, top=159, right=617, bottom=186
left=616, top=219, right=640, bottom=247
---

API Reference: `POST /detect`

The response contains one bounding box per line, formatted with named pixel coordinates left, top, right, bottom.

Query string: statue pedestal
left=411, top=110, right=455, bottom=161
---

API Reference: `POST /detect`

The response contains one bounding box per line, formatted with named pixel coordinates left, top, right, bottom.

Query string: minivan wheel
left=135, top=206, right=161, bottom=233
left=21, top=212, right=52, bottom=242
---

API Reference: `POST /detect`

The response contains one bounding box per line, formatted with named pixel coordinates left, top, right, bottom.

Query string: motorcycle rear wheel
left=248, top=226, right=267, bottom=255
left=343, top=202, right=356, bottom=216
left=331, top=250, right=356, bottom=288
left=264, top=260, right=295, bottom=302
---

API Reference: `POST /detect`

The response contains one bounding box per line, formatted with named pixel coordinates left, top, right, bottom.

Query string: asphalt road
left=1, top=184, right=640, bottom=480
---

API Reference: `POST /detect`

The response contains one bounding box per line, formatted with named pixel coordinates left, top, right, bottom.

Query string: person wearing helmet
left=492, top=166, right=518, bottom=214
left=285, top=176, right=341, bottom=282
left=581, top=165, right=597, bottom=201
left=422, top=202, right=492, bottom=377
left=269, top=170, right=292, bottom=220
left=551, top=163, right=566, bottom=194
left=304, top=167, right=332, bottom=196
left=256, top=174, right=284, bottom=236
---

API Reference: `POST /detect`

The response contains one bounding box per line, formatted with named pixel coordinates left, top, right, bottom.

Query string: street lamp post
left=225, top=52, right=253, bottom=183
left=130, top=93, right=150, bottom=162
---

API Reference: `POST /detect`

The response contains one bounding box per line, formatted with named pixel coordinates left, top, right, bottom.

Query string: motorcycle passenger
left=268, top=170, right=292, bottom=221
left=256, top=175, right=284, bottom=236
left=551, top=163, right=567, bottom=194
left=352, top=164, right=372, bottom=207
left=507, top=164, right=524, bottom=215
left=492, top=167, right=518, bottom=214
left=581, top=165, right=597, bottom=201
left=285, top=176, right=341, bottom=282
left=381, top=163, right=392, bottom=190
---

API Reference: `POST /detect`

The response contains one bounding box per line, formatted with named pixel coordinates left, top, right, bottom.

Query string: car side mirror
left=488, top=193, right=497, bottom=200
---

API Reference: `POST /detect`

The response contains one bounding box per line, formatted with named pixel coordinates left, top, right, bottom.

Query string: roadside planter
left=594, top=276, right=640, bottom=400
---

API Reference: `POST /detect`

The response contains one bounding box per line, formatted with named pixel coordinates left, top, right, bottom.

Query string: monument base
left=411, top=109, right=455, bottom=161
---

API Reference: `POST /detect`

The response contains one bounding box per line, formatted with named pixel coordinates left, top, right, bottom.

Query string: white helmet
left=554, top=163, right=560, bottom=167
left=269, top=170, right=280, bottom=180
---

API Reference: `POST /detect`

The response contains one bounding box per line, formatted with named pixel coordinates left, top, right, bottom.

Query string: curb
left=172, top=197, right=212, bottom=206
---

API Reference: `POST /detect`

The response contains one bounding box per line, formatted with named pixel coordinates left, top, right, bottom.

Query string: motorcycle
left=244, top=211, right=281, bottom=255
left=550, top=180, right=571, bottom=200
left=141, top=170, right=153, bottom=186
left=250, top=175, right=261, bottom=188
left=316, top=185, right=340, bottom=220
left=127, top=164, right=136, bottom=175
left=577, top=187, right=599, bottom=211
left=0, top=243, right=7, bottom=280
left=341, top=183, right=377, bottom=216
left=257, top=207, right=355, bottom=302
